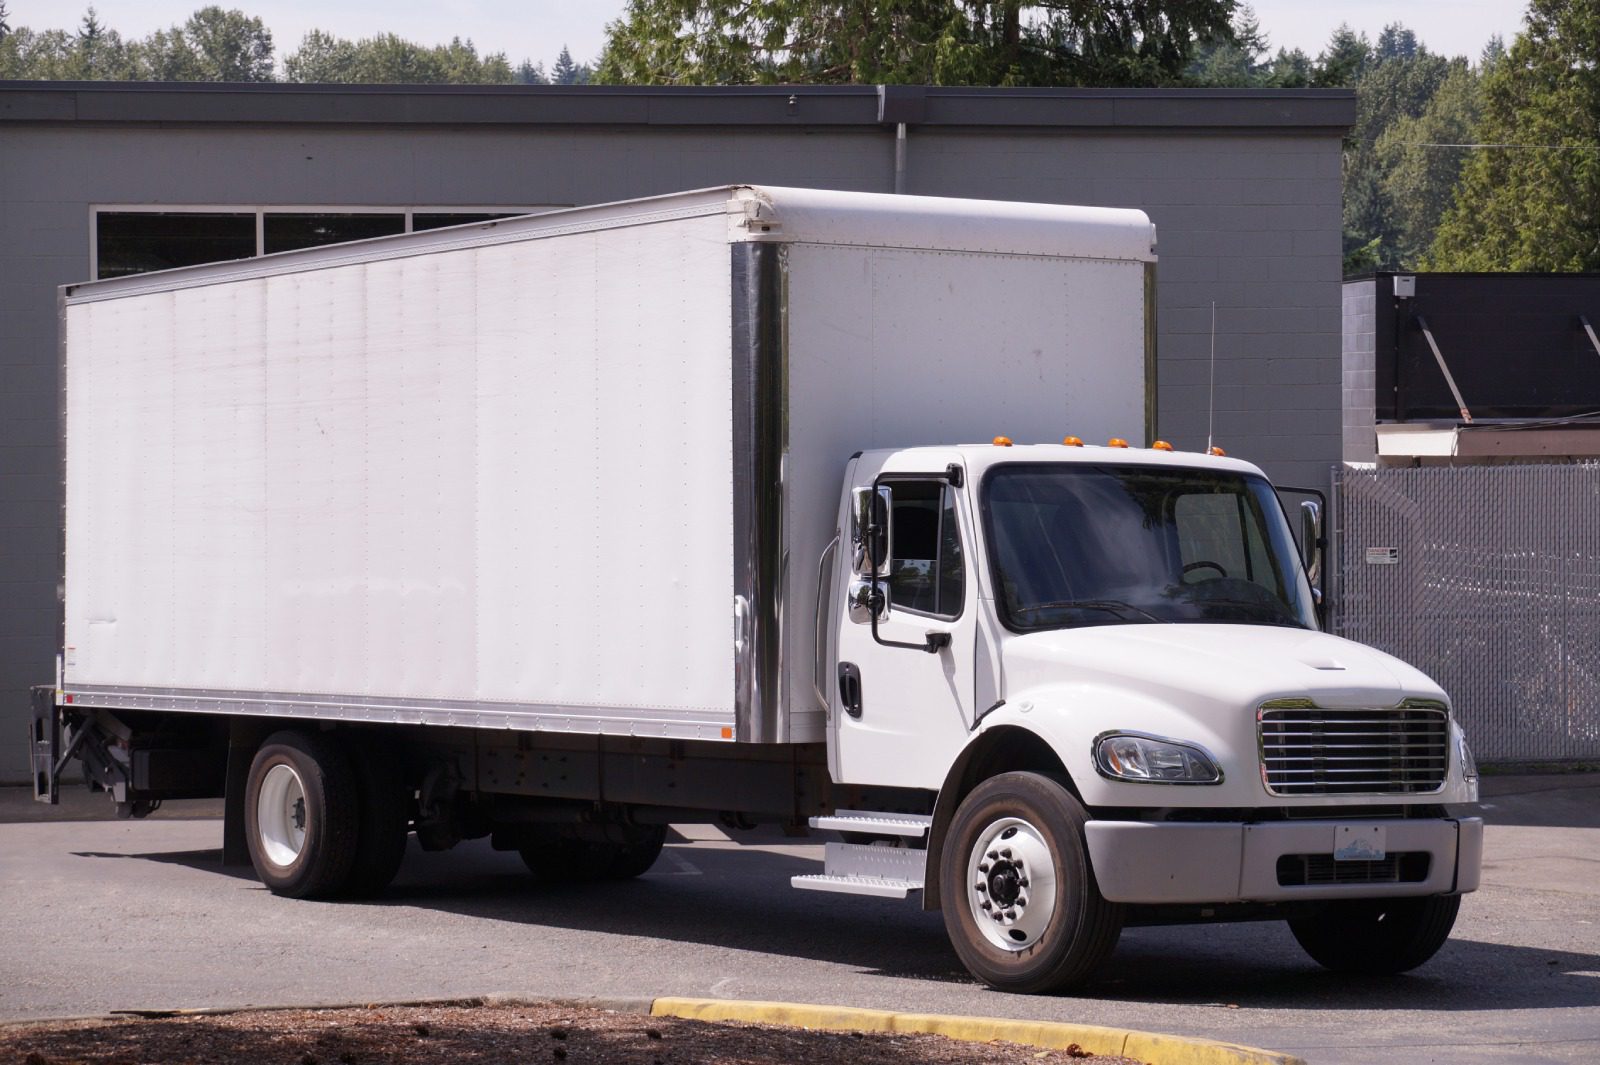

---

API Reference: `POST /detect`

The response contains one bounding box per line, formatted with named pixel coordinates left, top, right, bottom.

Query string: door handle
left=837, top=662, right=863, bottom=719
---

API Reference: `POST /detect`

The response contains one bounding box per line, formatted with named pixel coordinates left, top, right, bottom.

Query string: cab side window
left=890, top=481, right=965, bottom=619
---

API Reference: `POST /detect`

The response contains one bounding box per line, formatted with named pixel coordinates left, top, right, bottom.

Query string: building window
left=413, top=213, right=518, bottom=231
left=92, top=207, right=557, bottom=280
left=95, top=212, right=258, bottom=280
left=263, top=213, right=406, bottom=254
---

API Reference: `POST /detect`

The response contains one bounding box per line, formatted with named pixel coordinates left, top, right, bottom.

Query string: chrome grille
left=1258, top=705, right=1449, bottom=796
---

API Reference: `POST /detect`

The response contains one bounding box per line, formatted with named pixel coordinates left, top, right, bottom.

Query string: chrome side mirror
left=850, top=485, right=893, bottom=578
left=847, top=578, right=889, bottom=624
left=1299, top=499, right=1323, bottom=586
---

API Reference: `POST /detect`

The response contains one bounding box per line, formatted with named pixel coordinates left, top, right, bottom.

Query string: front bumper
left=1084, top=816, right=1483, bottom=905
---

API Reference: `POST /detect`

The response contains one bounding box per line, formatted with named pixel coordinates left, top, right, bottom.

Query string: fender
left=921, top=721, right=1072, bottom=911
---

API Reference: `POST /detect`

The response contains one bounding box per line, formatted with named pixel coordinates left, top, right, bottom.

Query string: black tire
left=940, top=772, right=1123, bottom=993
left=602, top=824, right=667, bottom=879
left=244, top=730, right=360, bottom=899
left=339, top=733, right=410, bottom=899
left=1289, top=894, right=1461, bottom=974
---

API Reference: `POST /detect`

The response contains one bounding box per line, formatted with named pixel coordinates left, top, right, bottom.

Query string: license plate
left=1334, top=824, right=1387, bottom=861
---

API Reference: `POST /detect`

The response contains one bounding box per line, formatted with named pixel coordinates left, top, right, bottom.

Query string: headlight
left=1092, top=731, right=1223, bottom=784
left=1458, top=732, right=1479, bottom=784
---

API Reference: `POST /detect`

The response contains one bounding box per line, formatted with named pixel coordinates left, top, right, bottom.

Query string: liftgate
left=1335, top=463, right=1600, bottom=763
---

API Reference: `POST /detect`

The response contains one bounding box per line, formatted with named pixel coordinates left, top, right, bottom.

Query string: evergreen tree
left=1188, top=3, right=1268, bottom=87
left=551, top=44, right=591, bottom=85
left=1430, top=0, right=1600, bottom=270
left=1378, top=60, right=1481, bottom=265
left=0, top=2, right=12, bottom=43
left=282, top=30, right=514, bottom=84
left=1312, top=24, right=1369, bottom=87
left=596, top=0, right=1235, bottom=87
left=515, top=58, right=548, bottom=84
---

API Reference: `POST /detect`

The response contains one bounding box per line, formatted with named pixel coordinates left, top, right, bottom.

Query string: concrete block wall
left=1342, top=279, right=1378, bottom=464
left=0, top=86, right=1353, bottom=781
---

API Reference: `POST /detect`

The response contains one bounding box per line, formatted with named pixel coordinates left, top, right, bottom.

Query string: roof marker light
left=1107, top=438, right=1129, bottom=448
left=1152, top=440, right=1174, bottom=451
left=1062, top=436, right=1084, bottom=447
left=1207, top=445, right=1227, bottom=457
left=993, top=436, right=1014, bottom=447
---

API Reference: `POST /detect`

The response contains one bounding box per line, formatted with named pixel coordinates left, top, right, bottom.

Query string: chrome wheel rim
left=965, top=816, right=1057, bottom=951
left=257, top=763, right=308, bottom=869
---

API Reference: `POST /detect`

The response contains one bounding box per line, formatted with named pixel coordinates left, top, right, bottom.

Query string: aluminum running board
left=808, top=810, right=933, bottom=838
left=789, top=840, right=926, bottom=898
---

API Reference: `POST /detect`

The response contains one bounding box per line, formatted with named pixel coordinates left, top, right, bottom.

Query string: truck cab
left=801, top=439, right=1481, bottom=993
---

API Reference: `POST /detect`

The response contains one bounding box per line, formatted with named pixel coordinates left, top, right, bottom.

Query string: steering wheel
left=1183, top=560, right=1228, bottom=579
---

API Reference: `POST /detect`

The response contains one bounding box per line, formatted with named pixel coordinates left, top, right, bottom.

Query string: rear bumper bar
left=1085, top=816, right=1483, bottom=905
left=29, top=685, right=61, bottom=804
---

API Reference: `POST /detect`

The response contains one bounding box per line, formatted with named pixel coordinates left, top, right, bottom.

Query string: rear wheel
left=1289, top=895, right=1461, bottom=974
left=340, top=734, right=410, bottom=898
left=245, top=730, right=359, bottom=899
left=601, top=824, right=668, bottom=879
left=940, top=772, right=1123, bottom=993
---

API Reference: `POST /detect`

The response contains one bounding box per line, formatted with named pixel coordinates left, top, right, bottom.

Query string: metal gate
left=1335, top=463, right=1600, bottom=763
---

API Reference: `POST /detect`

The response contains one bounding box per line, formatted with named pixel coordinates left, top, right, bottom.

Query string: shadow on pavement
left=67, top=835, right=1600, bottom=1012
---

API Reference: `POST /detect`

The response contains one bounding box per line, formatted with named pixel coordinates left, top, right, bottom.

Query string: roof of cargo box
left=734, top=186, right=1155, bottom=261
left=63, top=185, right=1155, bottom=304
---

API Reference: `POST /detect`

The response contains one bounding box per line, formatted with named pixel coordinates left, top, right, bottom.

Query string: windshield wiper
left=1012, top=599, right=1165, bottom=624
left=1185, top=597, right=1305, bottom=627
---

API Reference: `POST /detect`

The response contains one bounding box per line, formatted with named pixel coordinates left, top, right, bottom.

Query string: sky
left=8, top=1, right=1529, bottom=71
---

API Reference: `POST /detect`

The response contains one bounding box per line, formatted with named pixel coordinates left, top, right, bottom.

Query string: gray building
left=0, top=82, right=1354, bottom=782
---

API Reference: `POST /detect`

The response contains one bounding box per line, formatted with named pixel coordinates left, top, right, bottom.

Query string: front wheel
left=1289, top=895, right=1461, bottom=974
left=940, top=772, right=1123, bottom=993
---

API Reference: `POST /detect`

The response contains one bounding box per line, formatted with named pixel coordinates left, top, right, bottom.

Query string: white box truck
left=31, top=186, right=1481, bottom=993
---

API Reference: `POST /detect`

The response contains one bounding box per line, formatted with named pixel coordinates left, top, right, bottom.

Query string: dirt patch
left=4, top=1001, right=1148, bottom=1065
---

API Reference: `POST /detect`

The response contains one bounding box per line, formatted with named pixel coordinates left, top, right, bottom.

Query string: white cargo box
left=59, top=186, right=1156, bottom=744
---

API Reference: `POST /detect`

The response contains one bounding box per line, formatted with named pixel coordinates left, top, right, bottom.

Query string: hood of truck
left=1000, top=622, right=1446, bottom=711
left=990, top=621, right=1469, bottom=808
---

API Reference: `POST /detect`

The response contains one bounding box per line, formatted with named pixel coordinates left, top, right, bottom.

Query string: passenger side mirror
left=1299, top=499, right=1323, bottom=587
left=851, top=486, right=893, bottom=578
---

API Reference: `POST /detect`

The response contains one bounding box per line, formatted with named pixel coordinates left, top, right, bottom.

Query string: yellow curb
left=650, top=997, right=1305, bottom=1065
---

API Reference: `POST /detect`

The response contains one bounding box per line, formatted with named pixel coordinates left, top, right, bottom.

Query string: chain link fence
left=1335, top=463, right=1600, bottom=763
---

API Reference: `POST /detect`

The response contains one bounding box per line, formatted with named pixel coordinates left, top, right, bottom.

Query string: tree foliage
left=551, top=44, right=592, bottom=85
left=0, top=5, right=272, bottom=80
left=1185, top=5, right=1314, bottom=88
left=281, top=31, right=513, bottom=84
left=0, top=5, right=568, bottom=86
left=1429, top=0, right=1600, bottom=270
left=1376, top=62, right=1480, bottom=266
left=595, top=0, right=1237, bottom=86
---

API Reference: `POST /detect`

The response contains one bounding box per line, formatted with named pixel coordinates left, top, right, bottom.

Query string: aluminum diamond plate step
left=790, top=873, right=921, bottom=899
left=789, top=841, right=926, bottom=898
left=809, top=810, right=933, bottom=838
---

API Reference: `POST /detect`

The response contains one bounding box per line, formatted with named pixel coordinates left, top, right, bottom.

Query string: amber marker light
left=720, top=726, right=733, bottom=739
left=1107, top=438, right=1129, bottom=448
left=1152, top=440, right=1174, bottom=451
left=1207, top=445, right=1227, bottom=456
left=1062, top=435, right=1084, bottom=447
left=993, top=435, right=1014, bottom=447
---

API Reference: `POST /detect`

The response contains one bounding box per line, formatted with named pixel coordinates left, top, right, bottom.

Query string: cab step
left=808, top=810, right=932, bottom=839
left=789, top=840, right=925, bottom=898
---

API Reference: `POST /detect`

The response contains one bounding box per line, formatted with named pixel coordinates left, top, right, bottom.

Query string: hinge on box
left=740, top=199, right=782, bottom=235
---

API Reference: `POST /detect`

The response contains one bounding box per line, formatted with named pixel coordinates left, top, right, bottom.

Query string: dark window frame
left=881, top=475, right=967, bottom=623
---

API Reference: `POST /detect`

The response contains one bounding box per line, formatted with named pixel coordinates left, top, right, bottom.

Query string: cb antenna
left=1206, top=301, right=1217, bottom=452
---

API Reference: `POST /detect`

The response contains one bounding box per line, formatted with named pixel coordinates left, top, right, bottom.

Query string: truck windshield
left=981, top=464, right=1316, bottom=631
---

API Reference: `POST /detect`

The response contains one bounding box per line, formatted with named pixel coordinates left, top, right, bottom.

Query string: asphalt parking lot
left=2, top=773, right=1596, bottom=1065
